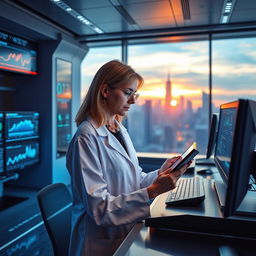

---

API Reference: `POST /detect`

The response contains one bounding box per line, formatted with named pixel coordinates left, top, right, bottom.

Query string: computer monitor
left=0, top=29, right=37, bottom=75
left=206, top=113, right=218, bottom=159
left=214, top=99, right=256, bottom=217
left=5, top=140, right=39, bottom=172
left=196, top=113, right=218, bottom=166
left=4, top=112, right=39, bottom=143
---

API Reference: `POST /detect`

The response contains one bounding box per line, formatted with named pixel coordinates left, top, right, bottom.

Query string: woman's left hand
left=158, top=156, right=181, bottom=174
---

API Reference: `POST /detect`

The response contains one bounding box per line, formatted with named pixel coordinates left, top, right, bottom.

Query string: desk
left=114, top=165, right=256, bottom=256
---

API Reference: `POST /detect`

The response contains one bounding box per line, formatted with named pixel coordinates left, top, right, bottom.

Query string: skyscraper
left=165, top=70, right=172, bottom=110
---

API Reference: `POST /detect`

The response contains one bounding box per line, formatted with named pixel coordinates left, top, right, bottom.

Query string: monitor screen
left=5, top=140, right=39, bottom=172
left=215, top=107, right=237, bottom=181
left=0, top=30, right=37, bottom=75
left=5, top=112, right=39, bottom=143
left=214, top=99, right=256, bottom=217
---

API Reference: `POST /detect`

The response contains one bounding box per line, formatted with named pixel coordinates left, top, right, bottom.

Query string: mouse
left=218, top=245, right=240, bottom=256
left=197, top=168, right=213, bottom=175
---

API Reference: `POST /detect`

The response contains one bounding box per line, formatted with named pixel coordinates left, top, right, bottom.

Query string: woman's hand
left=158, top=156, right=181, bottom=174
left=147, top=163, right=189, bottom=199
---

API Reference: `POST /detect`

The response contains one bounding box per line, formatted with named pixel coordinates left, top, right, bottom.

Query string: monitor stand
left=235, top=191, right=256, bottom=217
left=214, top=180, right=226, bottom=210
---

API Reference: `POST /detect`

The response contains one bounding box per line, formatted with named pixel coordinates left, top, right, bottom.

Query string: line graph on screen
left=0, top=43, right=37, bottom=74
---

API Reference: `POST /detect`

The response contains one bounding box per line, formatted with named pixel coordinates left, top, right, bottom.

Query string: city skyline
left=81, top=38, right=256, bottom=110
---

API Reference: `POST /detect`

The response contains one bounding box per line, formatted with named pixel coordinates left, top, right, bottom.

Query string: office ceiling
left=9, top=0, right=256, bottom=42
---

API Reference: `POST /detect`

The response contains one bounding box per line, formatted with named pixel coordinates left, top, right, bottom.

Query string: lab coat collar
left=88, top=117, right=135, bottom=166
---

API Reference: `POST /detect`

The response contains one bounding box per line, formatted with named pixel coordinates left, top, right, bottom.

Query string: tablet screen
left=170, top=142, right=199, bottom=172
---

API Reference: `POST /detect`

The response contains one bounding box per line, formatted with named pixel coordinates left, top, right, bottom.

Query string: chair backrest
left=37, top=183, right=72, bottom=256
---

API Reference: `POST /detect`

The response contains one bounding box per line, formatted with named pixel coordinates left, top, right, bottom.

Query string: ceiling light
left=220, top=0, right=236, bottom=24
left=50, top=0, right=104, bottom=34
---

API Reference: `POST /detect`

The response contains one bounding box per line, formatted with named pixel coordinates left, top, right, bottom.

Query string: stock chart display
left=56, top=59, right=72, bottom=158
left=5, top=140, right=39, bottom=171
left=0, top=30, right=37, bottom=75
left=215, top=107, right=237, bottom=175
left=5, top=112, right=39, bottom=143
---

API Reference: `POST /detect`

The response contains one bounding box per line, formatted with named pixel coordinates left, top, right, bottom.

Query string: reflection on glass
left=56, top=59, right=72, bottom=158
left=212, top=37, right=256, bottom=109
left=81, top=46, right=121, bottom=100
left=128, top=42, right=209, bottom=154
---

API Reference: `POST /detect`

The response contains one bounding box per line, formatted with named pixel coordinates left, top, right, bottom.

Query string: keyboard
left=165, top=176, right=205, bottom=206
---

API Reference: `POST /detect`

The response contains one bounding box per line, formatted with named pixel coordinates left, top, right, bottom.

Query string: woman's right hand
left=147, top=164, right=189, bottom=199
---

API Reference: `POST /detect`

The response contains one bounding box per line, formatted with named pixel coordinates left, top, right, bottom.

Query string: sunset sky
left=81, top=37, right=256, bottom=110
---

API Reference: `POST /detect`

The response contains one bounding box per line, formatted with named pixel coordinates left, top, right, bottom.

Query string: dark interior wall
left=0, top=1, right=88, bottom=189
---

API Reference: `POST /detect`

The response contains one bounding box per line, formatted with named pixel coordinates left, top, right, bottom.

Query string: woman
left=66, top=60, right=189, bottom=255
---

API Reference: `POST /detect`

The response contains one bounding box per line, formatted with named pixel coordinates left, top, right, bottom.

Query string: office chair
left=37, top=183, right=72, bottom=256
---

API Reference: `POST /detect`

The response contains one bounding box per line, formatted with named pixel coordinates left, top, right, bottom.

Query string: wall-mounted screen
left=0, top=30, right=37, bottom=75
left=5, top=112, right=39, bottom=143
left=56, top=58, right=72, bottom=158
left=5, top=140, right=39, bottom=172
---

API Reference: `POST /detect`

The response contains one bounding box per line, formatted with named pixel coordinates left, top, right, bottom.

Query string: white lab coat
left=66, top=117, right=159, bottom=256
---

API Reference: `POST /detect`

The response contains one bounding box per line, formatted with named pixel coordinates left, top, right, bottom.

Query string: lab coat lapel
left=88, top=118, right=136, bottom=167
left=118, top=124, right=139, bottom=166
left=107, top=132, right=130, bottom=160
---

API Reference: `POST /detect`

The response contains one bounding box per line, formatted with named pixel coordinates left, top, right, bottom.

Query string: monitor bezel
left=206, top=113, right=218, bottom=159
left=214, top=99, right=256, bottom=217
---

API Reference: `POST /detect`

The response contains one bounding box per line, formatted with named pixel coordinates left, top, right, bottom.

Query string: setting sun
left=170, top=99, right=178, bottom=107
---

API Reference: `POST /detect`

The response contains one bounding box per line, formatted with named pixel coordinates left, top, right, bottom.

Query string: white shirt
left=66, top=117, right=158, bottom=256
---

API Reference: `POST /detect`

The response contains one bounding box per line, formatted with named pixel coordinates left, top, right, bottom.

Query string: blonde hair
left=76, top=60, right=143, bottom=127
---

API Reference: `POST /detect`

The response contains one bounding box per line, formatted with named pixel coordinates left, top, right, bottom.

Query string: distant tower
left=144, top=100, right=152, bottom=144
left=165, top=70, right=172, bottom=109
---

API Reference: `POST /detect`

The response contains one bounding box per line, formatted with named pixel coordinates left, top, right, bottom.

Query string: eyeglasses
left=109, top=87, right=140, bottom=100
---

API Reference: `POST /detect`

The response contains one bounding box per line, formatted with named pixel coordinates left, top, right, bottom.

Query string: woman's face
left=104, top=79, right=139, bottom=117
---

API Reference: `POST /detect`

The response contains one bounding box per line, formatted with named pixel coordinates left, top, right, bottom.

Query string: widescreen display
left=5, top=112, right=39, bottom=143
left=0, top=30, right=37, bottom=75
left=5, top=140, right=39, bottom=171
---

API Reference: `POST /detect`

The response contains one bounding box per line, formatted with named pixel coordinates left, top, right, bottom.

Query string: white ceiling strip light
left=50, top=0, right=103, bottom=33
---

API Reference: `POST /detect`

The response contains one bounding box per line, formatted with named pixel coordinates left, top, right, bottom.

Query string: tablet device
left=170, top=142, right=199, bottom=172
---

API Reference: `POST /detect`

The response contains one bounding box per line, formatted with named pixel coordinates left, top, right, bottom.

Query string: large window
left=80, top=34, right=256, bottom=156
left=81, top=45, right=121, bottom=99
left=212, top=37, right=256, bottom=110
left=128, top=41, right=209, bottom=154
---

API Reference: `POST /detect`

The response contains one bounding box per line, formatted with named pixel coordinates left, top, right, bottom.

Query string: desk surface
left=114, top=166, right=256, bottom=256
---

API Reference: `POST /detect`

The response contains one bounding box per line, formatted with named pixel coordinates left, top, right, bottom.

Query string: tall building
left=165, top=70, right=172, bottom=110
left=144, top=100, right=152, bottom=144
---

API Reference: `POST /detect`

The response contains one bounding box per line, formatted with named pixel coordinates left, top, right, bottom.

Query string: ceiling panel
left=231, top=10, right=256, bottom=23
left=189, top=0, right=210, bottom=15
left=137, top=17, right=177, bottom=29
left=65, top=0, right=111, bottom=10
left=8, top=0, right=256, bottom=39
left=96, top=22, right=135, bottom=33
left=80, top=6, right=125, bottom=24
left=123, top=1, right=173, bottom=20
